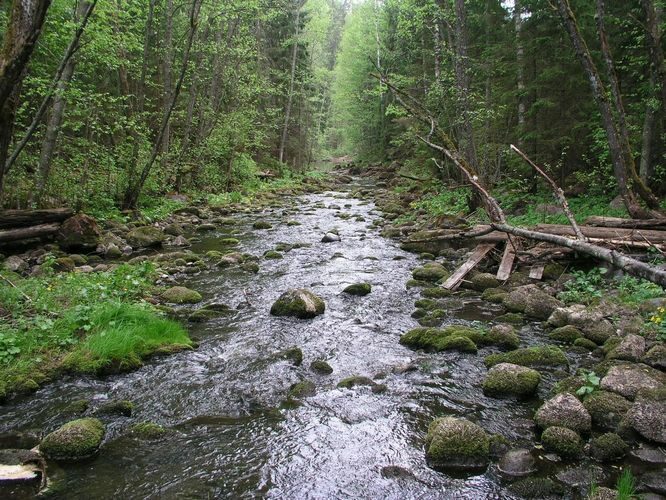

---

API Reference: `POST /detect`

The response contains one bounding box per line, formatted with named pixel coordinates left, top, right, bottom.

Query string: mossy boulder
left=270, top=289, right=325, bottom=319
left=468, top=272, right=500, bottom=291
left=241, top=261, right=260, bottom=273
left=486, top=324, right=520, bottom=350
left=40, top=418, right=105, bottom=461
left=411, top=263, right=449, bottom=282
left=535, top=393, right=591, bottom=433
left=481, top=288, right=507, bottom=304
left=439, top=336, right=478, bottom=353
left=130, top=422, right=167, bottom=439
left=57, top=214, right=101, bottom=250
left=95, top=400, right=133, bottom=417
left=626, top=386, right=666, bottom=444
left=509, top=477, right=564, bottom=498
left=425, top=417, right=490, bottom=472
left=573, top=337, right=598, bottom=350
left=503, top=284, right=563, bottom=320
left=541, top=426, right=582, bottom=459
left=220, top=238, right=240, bottom=246
left=264, top=250, right=283, bottom=260
left=590, top=433, right=628, bottom=461
left=54, top=257, right=75, bottom=272
left=126, top=226, right=165, bottom=248
left=161, top=286, right=202, bottom=304
left=310, top=360, right=333, bottom=375
left=583, top=390, right=631, bottom=432
left=549, top=325, right=583, bottom=343
left=485, top=346, right=567, bottom=368
left=288, top=380, right=316, bottom=399
left=421, top=287, right=452, bottom=299
left=281, top=347, right=303, bottom=366
left=187, top=305, right=232, bottom=322
left=337, top=376, right=376, bottom=389
left=483, top=363, right=541, bottom=397
left=599, top=363, right=666, bottom=400
left=342, top=283, right=372, bottom=296
left=607, top=334, right=645, bottom=362
left=252, top=221, right=272, bottom=230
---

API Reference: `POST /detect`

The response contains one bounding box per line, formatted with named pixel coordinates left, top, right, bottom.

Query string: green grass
left=62, top=303, right=191, bottom=373
left=0, top=261, right=190, bottom=397
left=616, top=469, right=637, bottom=500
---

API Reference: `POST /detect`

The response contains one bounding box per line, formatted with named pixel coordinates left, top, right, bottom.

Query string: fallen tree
left=0, top=208, right=73, bottom=229
left=375, top=74, right=666, bottom=288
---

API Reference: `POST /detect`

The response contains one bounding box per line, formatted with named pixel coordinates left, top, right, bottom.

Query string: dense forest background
left=1, top=0, right=664, bottom=216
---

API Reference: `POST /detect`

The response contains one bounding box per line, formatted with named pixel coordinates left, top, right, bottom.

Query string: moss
left=187, top=306, right=232, bottom=322
left=241, top=261, right=260, bottom=273
left=574, top=337, right=598, bottom=350
left=130, top=421, right=167, bottom=439
left=64, top=399, right=90, bottom=414
left=414, top=298, right=438, bottom=310
left=270, top=289, right=325, bottom=319
left=264, top=250, right=283, bottom=260
left=483, top=363, right=541, bottom=397
left=469, top=273, right=500, bottom=291
left=543, top=263, right=565, bottom=280
left=220, top=238, right=240, bottom=246
left=40, top=418, right=105, bottom=460
left=552, top=375, right=586, bottom=396
left=288, top=380, right=316, bottom=399
left=440, top=336, right=478, bottom=353
left=509, top=477, right=565, bottom=498
left=310, top=360, right=333, bottom=374
left=406, top=279, right=429, bottom=288
left=282, top=347, right=303, bottom=366
left=583, top=391, right=631, bottom=431
left=590, top=433, right=628, bottom=462
left=252, top=221, right=272, bottom=229
left=419, top=252, right=436, bottom=260
left=602, top=336, right=622, bottom=354
left=421, top=287, right=452, bottom=299
left=96, top=400, right=133, bottom=417
left=400, top=325, right=515, bottom=352
left=161, top=286, right=202, bottom=304
left=411, top=263, right=449, bottom=282
left=484, top=346, right=568, bottom=368
left=541, top=426, right=582, bottom=459
left=337, top=376, right=376, bottom=389
left=549, top=325, right=583, bottom=343
left=411, top=309, right=428, bottom=319
left=343, top=283, right=372, bottom=296
left=425, top=417, right=490, bottom=471
left=481, top=288, right=507, bottom=303
left=495, top=312, right=524, bottom=324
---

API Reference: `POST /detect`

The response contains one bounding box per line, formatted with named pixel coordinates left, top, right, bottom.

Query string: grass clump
left=62, top=303, right=191, bottom=373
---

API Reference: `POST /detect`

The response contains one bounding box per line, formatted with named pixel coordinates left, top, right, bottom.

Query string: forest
left=0, top=0, right=665, bottom=498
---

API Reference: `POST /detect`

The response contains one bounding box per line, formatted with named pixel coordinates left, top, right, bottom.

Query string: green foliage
left=412, top=187, right=471, bottom=217
left=617, top=276, right=665, bottom=305
left=649, top=306, right=666, bottom=341
left=558, top=268, right=608, bottom=304
left=575, top=371, right=601, bottom=397
left=615, top=469, right=637, bottom=500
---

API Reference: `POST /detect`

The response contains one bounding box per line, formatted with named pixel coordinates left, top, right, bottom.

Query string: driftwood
left=0, top=223, right=60, bottom=243
left=442, top=243, right=496, bottom=290
left=0, top=208, right=73, bottom=229
left=584, top=216, right=666, bottom=230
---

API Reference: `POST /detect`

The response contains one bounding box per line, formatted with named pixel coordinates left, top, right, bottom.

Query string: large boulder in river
left=270, top=289, right=325, bottom=319
left=126, top=226, right=165, bottom=248
left=483, top=363, right=541, bottom=397
left=39, top=418, right=105, bottom=461
left=425, top=417, right=490, bottom=472
left=57, top=214, right=101, bottom=251
left=534, top=393, right=591, bottom=433
left=503, top=285, right=563, bottom=320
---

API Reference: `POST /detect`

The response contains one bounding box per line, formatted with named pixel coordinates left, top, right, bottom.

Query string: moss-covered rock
left=503, top=284, right=563, bottom=320
left=343, top=283, right=372, bottom=296
left=161, top=286, right=202, bottom=304
left=282, top=347, right=303, bottom=366
left=337, top=376, right=376, bottom=389
left=414, top=298, right=439, bottom=310
left=241, top=261, right=260, bottom=273
left=220, top=238, right=240, bottom=246
left=406, top=279, right=429, bottom=288
left=509, top=477, right=565, bottom=498
left=468, top=272, right=500, bottom=291
left=411, top=263, right=449, bottom=282
left=95, top=400, right=133, bottom=417
left=486, top=324, right=520, bottom=350
left=590, top=433, right=628, bottom=462
left=535, top=393, right=591, bottom=432
left=481, top=288, right=507, bottom=304
left=425, top=417, right=490, bottom=471
left=541, top=426, right=582, bottom=459
left=644, top=343, right=666, bottom=370
left=126, top=226, right=165, bottom=248
left=573, top=337, right=598, bottom=350
left=288, top=380, right=316, bottom=399
left=483, top=363, right=541, bottom=397
left=252, top=221, right=272, bottom=230
left=40, top=418, right=105, bottom=460
left=54, top=257, right=75, bottom=272
left=130, top=421, right=167, bottom=439
left=485, top=346, right=568, bottom=368
left=549, top=325, right=583, bottom=343
left=264, top=250, right=283, bottom=260
left=583, top=390, right=631, bottom=432
left=310, top=360, right=333, bottom=375
left=270, top=289, right=325, bottom=319
left=439, top=336, right=478, bottom=353
left=421, top=287, right=452, bottom=299
left=187, top=305, right=232, bottom=322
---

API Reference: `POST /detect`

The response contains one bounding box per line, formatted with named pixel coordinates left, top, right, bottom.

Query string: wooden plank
left=496, top=244, right=516, bottom=281
left=442, top=243, right=496, bottom=290
left=529, top=264, right=545, bottom=280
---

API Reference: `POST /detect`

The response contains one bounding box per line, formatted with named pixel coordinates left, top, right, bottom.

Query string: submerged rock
left=130, top=422, right=167, bottom=440
left=161, top=286, right=202, bottom=304
left=497, top=449, right=537, bottom=478
left=252, top=221, right=272, bottom=230
left=535, top=393, right=591, bottom=433
left=39, top=418, right=105, bottom=461
left=342, top=283, right=372, bottom=296
left=288, top=380, right=316, bottom=399
left=425, top=417, right=490, bottom=472
left=270, top=289, right=325, bottom=319
left=95, top=400, right=133, bottom=417
left=310, top=360, right=333, bottom=375
left=483, top=363, right=541, bottom=397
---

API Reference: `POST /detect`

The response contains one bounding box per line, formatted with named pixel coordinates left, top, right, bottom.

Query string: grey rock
left=535, top=393, right=591, bottom=433
left=497, top=449, right=537, bottom=478
left=600, top=363, right=665, bottom=400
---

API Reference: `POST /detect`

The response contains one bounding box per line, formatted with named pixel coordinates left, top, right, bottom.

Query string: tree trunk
left=161, top=0, right=174, bottom=168
left=514, top=0, right=525, bottom=146
left=0, top=0, right=52, bottom=205
left=279, top=2, right=303, bottom=165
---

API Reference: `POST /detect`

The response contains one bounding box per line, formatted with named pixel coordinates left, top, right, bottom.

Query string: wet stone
left=497, top=449, right=537, bottom=478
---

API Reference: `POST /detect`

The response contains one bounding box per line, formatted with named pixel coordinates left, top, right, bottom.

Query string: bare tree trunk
left=161, top=0, right=174, bottom=167
left=0, top=0, right=52, bottom=205
left=514, top=0, right=525, bottom=146
left=279, top=1, right=304, bottom=164
left=34, top=0, right=91, bottom=204
left=556, top=0, right=662, bottom=218
left=122, top=0, right=202, bottom=209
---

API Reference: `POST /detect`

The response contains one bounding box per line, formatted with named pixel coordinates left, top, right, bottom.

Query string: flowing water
left=1, top=184, right=581, bottom=499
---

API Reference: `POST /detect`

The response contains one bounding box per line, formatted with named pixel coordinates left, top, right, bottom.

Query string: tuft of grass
left=616, top=469, right=637, bottom=500
left=62, top=303, right=191, bottom=373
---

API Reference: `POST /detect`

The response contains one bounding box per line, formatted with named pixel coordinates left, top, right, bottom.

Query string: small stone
left=264, top=250, right=283, bottom=260
left=288, top=380, right=316, bottom=399
left=321, top=232, right=341, bottom=243
left=337, top=376, right=376, bottom=389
